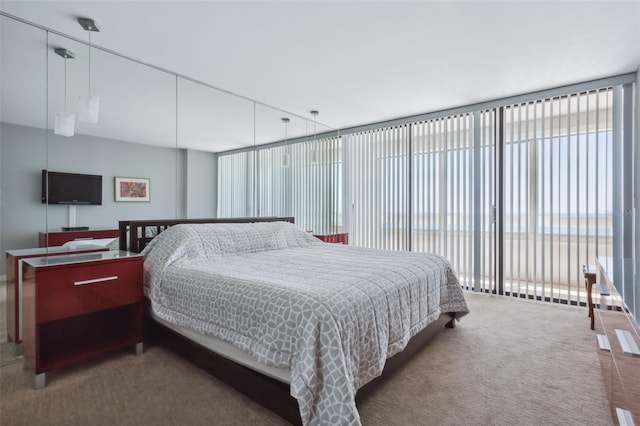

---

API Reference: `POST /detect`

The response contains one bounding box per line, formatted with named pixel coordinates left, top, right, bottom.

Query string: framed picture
left=114, top=177, right=150, bottom=202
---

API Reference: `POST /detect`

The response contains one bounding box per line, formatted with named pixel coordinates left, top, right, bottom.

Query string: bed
left=118, top=217, right=469, bottom=425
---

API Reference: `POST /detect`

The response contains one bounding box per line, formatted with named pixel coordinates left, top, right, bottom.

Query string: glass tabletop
left=22, top=250, right=141, bottom=268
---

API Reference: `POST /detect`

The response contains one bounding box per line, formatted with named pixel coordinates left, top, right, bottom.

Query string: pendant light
left=77, top=18, right=100, bottom=123
left=310, top=110, right=319, bottom=164
left=54, top=48, right=75, bottom=137
left=281, top=117, right=290, bottom=168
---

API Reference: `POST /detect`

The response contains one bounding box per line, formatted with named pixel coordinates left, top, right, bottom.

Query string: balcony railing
left=346, top=213, right=613, bottom=307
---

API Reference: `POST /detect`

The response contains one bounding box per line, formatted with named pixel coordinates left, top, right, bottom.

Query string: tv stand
left=61, top=226, right=90, bottom=231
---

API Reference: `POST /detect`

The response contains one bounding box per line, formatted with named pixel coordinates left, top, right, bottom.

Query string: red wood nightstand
left=313, top=233, right=348, bottom=244
left=21, top=251, right=143, bottom=389
left=38, top=228, right=119, bottom=247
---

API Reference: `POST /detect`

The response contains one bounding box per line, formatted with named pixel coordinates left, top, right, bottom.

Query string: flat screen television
left=41, top=170, right=103, bottom=205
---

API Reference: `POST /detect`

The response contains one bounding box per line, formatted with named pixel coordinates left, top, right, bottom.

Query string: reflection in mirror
left=287, top=113, right=341, bottom=236
left=177, top=78, right=255, bottom=218
left=178, top=78, right=255, bottom=152
left=254, top=104, right=307, bottom=220
left=218, top=103, right=341, bottom=236
left=1, top=18, right=49, bottom=345
left=0, top=15, right=341, bottom=280
left=0, top=16, right=48, bottom=273
left=45, top=32, right=178, bottom=239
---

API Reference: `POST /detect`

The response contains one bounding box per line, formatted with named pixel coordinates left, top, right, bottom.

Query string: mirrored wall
left=218, top=104, right=340, bottom=235
left=1, top=16, right=49, bottom=268
left=0, top=14, right=337, bottom=274
left=44, top=31, right=179, bottom=231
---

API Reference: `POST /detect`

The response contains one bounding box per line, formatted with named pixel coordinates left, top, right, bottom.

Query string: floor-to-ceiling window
left=411, top=111, right=496, bottom=293
left=217, top=78, right=635, bottom=307
left=502, top=89, right=614, bottom=304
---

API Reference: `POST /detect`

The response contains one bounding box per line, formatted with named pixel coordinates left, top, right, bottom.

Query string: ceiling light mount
left=78, top=17, right=100, bottom=124
left=78, top=18, right=100, bottom=32
left=310, top=110, right=319, bottom=117
left=54, top=48, right=75, bottom=59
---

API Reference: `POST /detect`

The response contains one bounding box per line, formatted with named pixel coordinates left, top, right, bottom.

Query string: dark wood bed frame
left=119, top=217, right=456, bottom=425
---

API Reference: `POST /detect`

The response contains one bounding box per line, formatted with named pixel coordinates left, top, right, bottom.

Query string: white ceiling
left=1, top=0, right=639, bottom=153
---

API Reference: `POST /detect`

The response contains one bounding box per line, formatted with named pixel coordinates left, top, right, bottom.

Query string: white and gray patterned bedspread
left=142, top=222, right=469, bottom=425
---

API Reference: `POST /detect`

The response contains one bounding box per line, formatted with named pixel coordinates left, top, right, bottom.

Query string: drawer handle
left=74, top=276, right=118, bottom=286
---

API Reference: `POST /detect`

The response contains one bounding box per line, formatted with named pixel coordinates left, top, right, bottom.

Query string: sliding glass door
left=501, top=89, right=614, bottom=304
left=343, top=113, right=496, bottom=292
left=411, top=112, right=496, bottom=293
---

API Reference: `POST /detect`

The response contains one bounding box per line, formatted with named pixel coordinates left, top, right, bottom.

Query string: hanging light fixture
left=54, top=48, right=75, bottom=137
left=310, top=110, right=319, bottom=164
left=281, top=117, right=290, bottom=168
left=77, top=18, right=100, bottom=123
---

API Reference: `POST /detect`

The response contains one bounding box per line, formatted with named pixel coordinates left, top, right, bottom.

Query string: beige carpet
left=0, top=292, right=613, bottom=426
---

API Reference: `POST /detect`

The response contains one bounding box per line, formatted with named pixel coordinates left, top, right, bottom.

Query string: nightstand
left=38, top=228, right=119, bottom=247
left=21, top=251, right=144, bottom=389
left=313, top=233, right=348, bottom=244
left=5, top=245, right=109, bottom=344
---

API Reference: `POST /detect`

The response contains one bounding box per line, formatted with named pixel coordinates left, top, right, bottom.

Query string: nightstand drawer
left=36, top=259, right=142, bottom=323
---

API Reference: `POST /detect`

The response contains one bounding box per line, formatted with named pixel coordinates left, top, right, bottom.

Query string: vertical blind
left=257, top=145, right=290, bottom=218
left=411, top=112, right=495, bottom=292
left=343, top=114, right=495, bottom=289
left=218, top=135, right=342, bottom=235
left=290, top=136, right=342, bottom=235
left=343, top=125, right=409, bottom=250
left=502, top=89, right=613, bottom=304
left=218, top=82, right=629, bottom=308
left=218, top=150, right=255, bottom=217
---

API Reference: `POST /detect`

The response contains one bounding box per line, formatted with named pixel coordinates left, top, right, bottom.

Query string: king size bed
left=118, top=217, right=469, bottom=425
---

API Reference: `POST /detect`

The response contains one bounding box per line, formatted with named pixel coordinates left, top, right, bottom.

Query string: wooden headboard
left=119, top=217, right=295, bottom=253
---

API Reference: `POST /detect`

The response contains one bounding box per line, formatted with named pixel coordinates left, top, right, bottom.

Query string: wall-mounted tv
left=41, top=170, right=103, bottom=205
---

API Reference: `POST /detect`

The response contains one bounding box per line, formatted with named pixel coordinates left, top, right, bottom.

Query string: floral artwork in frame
left=115, top=177, right=150, bottom=202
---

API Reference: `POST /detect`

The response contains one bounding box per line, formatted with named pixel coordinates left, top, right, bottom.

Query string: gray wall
left=0, top=122, right=217, bottom=274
